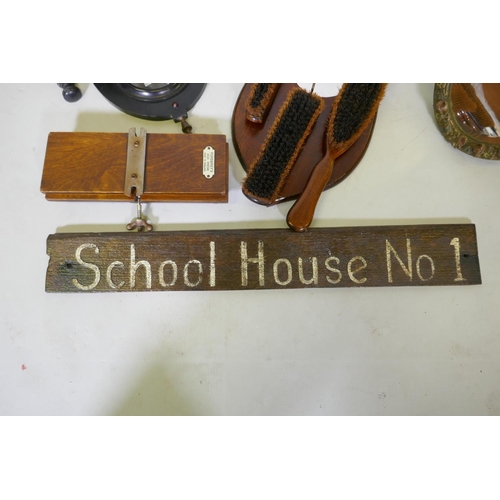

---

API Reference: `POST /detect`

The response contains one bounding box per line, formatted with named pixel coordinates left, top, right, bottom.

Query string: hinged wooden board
left=45, top=224, right=481, bottom=292
left=41, top=132, right=228, bottom=202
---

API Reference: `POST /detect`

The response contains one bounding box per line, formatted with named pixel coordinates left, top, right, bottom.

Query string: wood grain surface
left=232, top=83, right=376, bottom=205
left=46, top=224, right=481, bottom=292
left=41, top=132, right=228, bottom=202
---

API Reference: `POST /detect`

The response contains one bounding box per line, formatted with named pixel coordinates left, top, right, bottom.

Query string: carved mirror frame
left=434, top=83, right=500, bottom=161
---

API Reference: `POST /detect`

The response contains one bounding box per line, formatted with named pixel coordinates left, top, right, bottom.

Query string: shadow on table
left=111, top=364, right=197, bottom=416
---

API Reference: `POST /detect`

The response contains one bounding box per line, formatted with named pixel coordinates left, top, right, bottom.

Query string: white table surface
left=1, top=83, right=499, bottom=416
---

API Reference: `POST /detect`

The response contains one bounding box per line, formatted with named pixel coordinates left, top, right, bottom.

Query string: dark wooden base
left=232, top=83, right=376, bottom=205
left=46, top=224, right=481, bottom=292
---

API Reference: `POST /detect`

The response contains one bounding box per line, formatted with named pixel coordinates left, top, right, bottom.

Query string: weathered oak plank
left=46, top=225, right=481, bottom=293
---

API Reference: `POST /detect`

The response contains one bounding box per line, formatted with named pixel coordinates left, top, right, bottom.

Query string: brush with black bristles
left=246, top=83, right=281, bottom=123
left=243, top=86, right=325, bottom=205
left=286, top=83, right=387, bottom=232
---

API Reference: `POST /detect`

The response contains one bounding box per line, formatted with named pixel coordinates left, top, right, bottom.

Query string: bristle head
left=329, top=83, right=387, bottom=153
left=243, top=87, right=324, bottom=204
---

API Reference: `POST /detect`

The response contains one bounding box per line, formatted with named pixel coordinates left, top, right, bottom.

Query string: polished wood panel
left=41, top=132, right=228, bottom=202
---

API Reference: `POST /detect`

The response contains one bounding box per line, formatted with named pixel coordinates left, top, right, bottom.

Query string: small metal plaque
left=203, top=146, right=215, bottom=179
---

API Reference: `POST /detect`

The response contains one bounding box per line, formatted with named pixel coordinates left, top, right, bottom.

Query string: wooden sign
left=45, top=224, right=481, bottom=293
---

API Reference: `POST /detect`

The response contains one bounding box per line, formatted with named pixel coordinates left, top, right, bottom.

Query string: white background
left=1, top=82, right=499, bottom=416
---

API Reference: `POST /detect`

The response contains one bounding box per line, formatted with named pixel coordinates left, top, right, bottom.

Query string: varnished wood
left=287, top=152, right=334, bottom=232
left=483, top=84, right=500, bottom=122
left=46, top=224, right=481, bottom=292
left=232, top=83, right=376, bottom=205
left=287, top=83, right=387, bottom=231
left=41, top=132, right=228, bottom=202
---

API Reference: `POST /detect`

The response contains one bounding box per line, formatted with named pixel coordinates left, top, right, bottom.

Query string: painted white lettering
left=298, top=257, right=318, bottom=285
left=210, top=241, right=216, bottom=287
left=325, top=256, right=342, bottom=284
left=450, top=237, right=466, bottom=282
left=73, top=243, right=101, bottom=291
left=416, top=254, right=435, bottom=281
left=184, top=260, right=203, bottom=287
left=159, top=260, right=178, bottom=287
left=348, top=256, right=368, bottom=284
left=106, top=261, right=125, bottom=289
left=241, top=241, right=265, bottom=286
left=386, top=239, right=412, bottom=283
left=273, top=258, right=292, bottom=286
left=130, top=244, right=152, bottom=289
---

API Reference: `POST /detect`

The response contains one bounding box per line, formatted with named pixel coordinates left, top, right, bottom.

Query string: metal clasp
left=127, top=196, right=153, bottom=232
left=124, top=127, right=147, bottom=197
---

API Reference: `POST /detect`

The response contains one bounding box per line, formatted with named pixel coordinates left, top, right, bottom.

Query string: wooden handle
left=286, top=152, right=334, bottom=232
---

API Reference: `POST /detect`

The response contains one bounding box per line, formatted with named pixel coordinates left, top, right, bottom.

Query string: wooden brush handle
left=286, top=152, right=334, bottom=232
